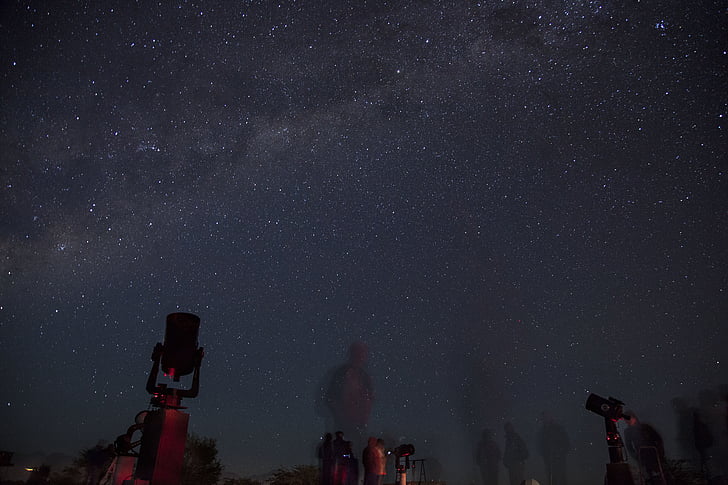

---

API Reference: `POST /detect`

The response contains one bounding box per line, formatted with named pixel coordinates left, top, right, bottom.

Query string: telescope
left=161, top=312, right=201, bottom=381
left=390, top=444, right=415, bottom=485
left=391, top=444, right=415, bottom=457
left=585, top=393, right=631, bottom=422
left=106, top=312, right=204, bottom=485
left=585, top=393, right=635, bottom=485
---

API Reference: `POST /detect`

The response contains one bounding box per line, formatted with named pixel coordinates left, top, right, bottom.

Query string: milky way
left=1, top=1, right=726, bottom=483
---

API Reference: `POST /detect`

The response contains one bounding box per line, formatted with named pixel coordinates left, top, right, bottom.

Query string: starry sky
left=1, top=1, right=726, bottom=483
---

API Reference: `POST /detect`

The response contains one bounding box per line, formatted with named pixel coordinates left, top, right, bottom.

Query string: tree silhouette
left=181, top=434, right=223, bottom=485
left=50, top=462, right=85, bottom=485
left=49, top=442, right=112, bottom=485
left=41, top=434, right=223, bottom=485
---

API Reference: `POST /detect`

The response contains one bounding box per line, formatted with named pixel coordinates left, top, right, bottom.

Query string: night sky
left=1, top=1, right=726, bottom=483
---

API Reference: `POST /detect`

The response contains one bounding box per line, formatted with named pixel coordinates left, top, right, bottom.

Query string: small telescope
left=391, top=444, right=415, bottom=485
left=585, top=393, right=631, bottom=422
left=393, top=444, right=415, bottom=457
left=585, top=393, right=635, bottom=485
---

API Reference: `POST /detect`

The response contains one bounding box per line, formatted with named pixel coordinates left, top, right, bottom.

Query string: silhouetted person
left=694, top=409, right=714, bottom=476
left=722, top=385, right=728, bottom=435
left=363, top=436, right=386, bottom=485
left=695, top=388, right=722, bottom=481
left=475, top=428, right=501, bottom=485
left=538, top=414, right=570, bottom=485
left=347, top=441, right=360, bottom=485
left=325, top=342, right=374, bottom=447
left=717, top=385, right=728, bottom=485
left=503, top=422, right=528, bottom=485
left=340, top=440, right=358, bottom=485
left=332, top=431, right=347, bottom=483
left=319, top=433, right=335, bottom=485
left=624, top=412, right=667, bottom=485
left=332, top=432, right=357, bottom=485
left=671, top=397, right=697, bottom=463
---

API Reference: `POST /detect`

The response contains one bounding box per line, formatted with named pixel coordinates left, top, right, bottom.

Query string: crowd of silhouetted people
left=473, top=385, right=728, bottom=485
left=318, top=431, right=387, bottom=485
left=476, top=417, right=571, bottom=485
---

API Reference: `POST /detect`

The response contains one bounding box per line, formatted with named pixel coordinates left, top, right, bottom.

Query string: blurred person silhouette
left=623, top=411, right=667, bottom=485
left=718, top=385, right=728, bottom=485
left=537, top=413, right=570, bottom=485
left=332, top=431, right=347, bottom=483
left=340, top=439, right=359, bottom=485
left=721, top=385, right=728, bottom=434
left=475, top=428, right=501, bottom=485
left=318, top=432, right=335, bottom=485
left=693, top=407, right=714, bottom=477
left=346, top=440, right=359, bottom=485
left=695, top=388, right=725, bottom=482
left=324, top=341, right=375, bottom=447
left=363, top=436, right=386, bottom=485
left=671, top=397, right=697, bottom=463
left=332, top=431, right=358, bottom=485
left=503, top=422, right=529, bottom=485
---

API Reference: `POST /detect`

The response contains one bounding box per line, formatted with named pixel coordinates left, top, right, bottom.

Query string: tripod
left=411, top=459, right=427, bottom=484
